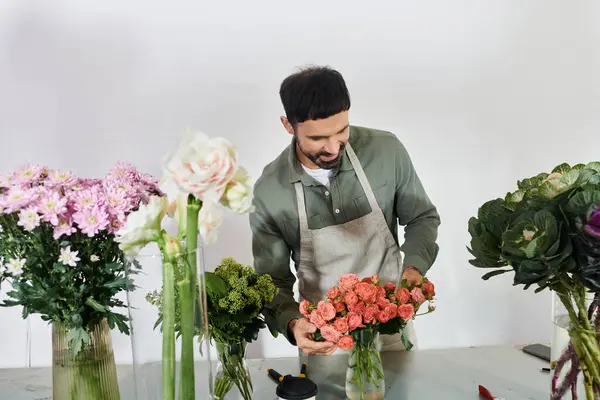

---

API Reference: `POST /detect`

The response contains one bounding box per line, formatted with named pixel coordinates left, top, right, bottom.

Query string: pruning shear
left=268, top=362, right=308, bottom=383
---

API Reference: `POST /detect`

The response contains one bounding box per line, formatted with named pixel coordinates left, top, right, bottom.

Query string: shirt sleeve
left=393, top=138, right=441, bottom=275
left=249, top=195, right=303, bottom=345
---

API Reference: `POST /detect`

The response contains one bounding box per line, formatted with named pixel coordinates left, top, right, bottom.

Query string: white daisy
left=5, top=258, right=26, bottom=276
left=58, top=246, right=80, bottom=267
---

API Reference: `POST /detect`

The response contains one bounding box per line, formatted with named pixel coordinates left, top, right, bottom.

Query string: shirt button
left=335, top=208, right=340, bottom=214
left=325, top=191, right=330, bottom=196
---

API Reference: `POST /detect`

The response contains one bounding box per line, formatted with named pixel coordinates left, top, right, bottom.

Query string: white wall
left=1, top=0, right=599, bottom=368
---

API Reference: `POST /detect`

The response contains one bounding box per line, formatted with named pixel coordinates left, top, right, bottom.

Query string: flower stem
left=162, top=261, right=176, bottom=400
left=178, top=278, right=194, bottom=400
left=178, top=196, right=201, bottom=400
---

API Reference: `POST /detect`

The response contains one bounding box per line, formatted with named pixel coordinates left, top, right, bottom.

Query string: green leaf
left=517, top=173, right=549, bottom=191
left=538, top=170, right=580, bottom=199
left=401, top=331, right=414, bottom=351
left=585, top=162, right=600, bottom=173
left=205, top=272, right=228, bottom=297
left=552, top=163, right=572, bottom=174
left=67, top=327, right=90, bottom=358
left=85, top=297, right=107, bottom=313
left=565, top=190, right=600, bottom=215
left=481, top=269, right=512, bottom=280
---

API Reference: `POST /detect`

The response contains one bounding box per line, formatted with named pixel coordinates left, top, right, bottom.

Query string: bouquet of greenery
left=467, top=162, right=600, bottom=399
left=147, top=256, right=279, bottom=400
left=0, top=162, right=160, bottom=399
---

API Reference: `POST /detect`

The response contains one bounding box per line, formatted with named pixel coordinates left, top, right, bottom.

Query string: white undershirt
left=301, top=164, right=332, bottom=188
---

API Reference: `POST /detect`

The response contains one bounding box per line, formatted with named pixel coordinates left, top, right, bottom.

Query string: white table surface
left=0, top=345, right=551, bottom=399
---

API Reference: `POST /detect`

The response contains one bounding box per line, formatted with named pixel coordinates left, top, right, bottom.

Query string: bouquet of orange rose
left=299, top=273, right=435, bottom=399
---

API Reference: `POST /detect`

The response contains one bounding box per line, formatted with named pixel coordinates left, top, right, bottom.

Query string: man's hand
left=289, top=318, right=337, bottom=355
left=402, top=266, right=423, bottom=286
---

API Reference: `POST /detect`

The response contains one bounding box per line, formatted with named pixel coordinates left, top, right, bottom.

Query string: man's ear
left=280, top=116, right=294, bottom=135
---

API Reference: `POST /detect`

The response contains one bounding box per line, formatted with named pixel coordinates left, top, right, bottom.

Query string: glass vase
left=551, top=289, right=600, bottom=399
left=52, top=319, right=121, bottom=400
left=345, top=329, right=385, bottom=400
left=213, top=340, right=253, bottom=400
left=124, top=241, right=213, bottom=400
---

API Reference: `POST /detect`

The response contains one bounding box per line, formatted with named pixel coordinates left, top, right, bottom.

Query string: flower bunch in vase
left=116, top=130, right=254, bottom=400
left=467, top=162, right=600, bottom=399
left=299, top=273, right=436, bottom=400
left=0, top=162, right=160, bottom=400
left=147, top=256, right=279, bottom=400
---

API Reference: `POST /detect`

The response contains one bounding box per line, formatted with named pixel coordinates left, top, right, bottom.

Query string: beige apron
left=294, top=142, right=417, bottom=355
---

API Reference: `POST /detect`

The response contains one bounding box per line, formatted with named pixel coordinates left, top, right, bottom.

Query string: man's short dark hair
left=279, top=65, right=351, bottom=126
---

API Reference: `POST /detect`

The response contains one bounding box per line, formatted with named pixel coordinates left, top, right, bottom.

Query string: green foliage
left=467, top=162, right=600, bottom=292
left=0, top=215, right=137, bottom=341
left=147, top=256, right=279, bottom=345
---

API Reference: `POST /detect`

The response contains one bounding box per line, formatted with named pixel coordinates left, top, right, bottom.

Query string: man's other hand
left=289, top=318, right=337, bottom=355
left=402, top=266, right=423, bottom=286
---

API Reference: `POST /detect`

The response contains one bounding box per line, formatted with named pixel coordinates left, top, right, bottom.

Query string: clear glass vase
left=345, top=329, right=385, bottom=400
left=551, top=289, right=600, bottom=399
left=213, top=340, right=253, bottom=400
left=52, top=319, right=121, bottom=400
left=124, top=241, right=213, bottom=400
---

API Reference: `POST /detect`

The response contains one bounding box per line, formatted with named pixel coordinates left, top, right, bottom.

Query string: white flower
left=198, top=201, right=223, bottom=245
left=5, top=258, right=26, bottom=276
left=115, top=195, right=167, bottom=258
left=159, top=176, right=188, bottom=230
left=58, top=246, right=80, bottom=267
left=162, top=131, right=238, bottom=201
left=17, top=206, right=41, bottom=231
left=90, top=255, right=100, bottom=263
left=0, top=224, right=3, bottom=233
left=220, top=166, right=255, bottom=214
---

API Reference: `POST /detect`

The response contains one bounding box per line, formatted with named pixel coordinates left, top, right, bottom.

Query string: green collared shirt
left=250, top=125, right=440, bottom=343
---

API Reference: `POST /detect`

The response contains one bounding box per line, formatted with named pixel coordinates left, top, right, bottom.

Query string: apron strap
left=294, top=182, right=314, bottom=282
left=345, top=143, right=380, bottom=212
left=294, top=182, right=310, bottom=232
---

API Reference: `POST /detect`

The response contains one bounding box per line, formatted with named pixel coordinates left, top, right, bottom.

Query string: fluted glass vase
left=345, top=329, right=385, bottom=400
left=550, top=290, right=600, bottom=399
left=213, top=340, right=253, bottom=400
left=125, top=241, right=212, bottom=400
left=52, top=319, right=121, bottom=400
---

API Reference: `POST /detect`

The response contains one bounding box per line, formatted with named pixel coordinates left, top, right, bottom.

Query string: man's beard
left=298, top=142, right=346, bottom=170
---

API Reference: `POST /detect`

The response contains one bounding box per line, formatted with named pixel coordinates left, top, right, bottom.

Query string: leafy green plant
left=147, top=256, right=279, bottom=344
left=467, top=162, right=600, bottom=292
left=0, top=163, right=158, bottom=356
left=467, top=161, right=600, bottom=399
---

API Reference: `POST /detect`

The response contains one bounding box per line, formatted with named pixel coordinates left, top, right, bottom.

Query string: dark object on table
left=268, top=363, right=318, bottom=400
left=522, top=343, right=551, bottom=362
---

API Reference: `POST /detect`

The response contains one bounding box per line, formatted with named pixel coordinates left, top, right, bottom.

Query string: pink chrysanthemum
left=45, top=169, right=77, bottom=188
left=104, top=185, right=131, bottom=217
left=38, top=191, right=68, bottom=226
left=1, top=187, right=32, bottom=213
left=73, top=205, right=110, bottom=237
left=106, top=162, right=140, bottom=183
left=13, top=163, right=46, bottom=185
left=53, top=216, right=77, bottom=239
left=70, top=187, right=104, bottom=211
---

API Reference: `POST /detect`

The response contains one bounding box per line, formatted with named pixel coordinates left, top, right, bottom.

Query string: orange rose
left=397, top=304, right=415, bottom=321
left=338, top=335, right=355, bottom=350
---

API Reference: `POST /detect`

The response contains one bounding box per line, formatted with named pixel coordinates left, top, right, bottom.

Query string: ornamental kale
left=467, top=161, right=600, bottom=292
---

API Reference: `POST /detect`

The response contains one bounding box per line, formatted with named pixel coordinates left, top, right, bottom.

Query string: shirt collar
left=288, top=126, right=354, bottom=185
